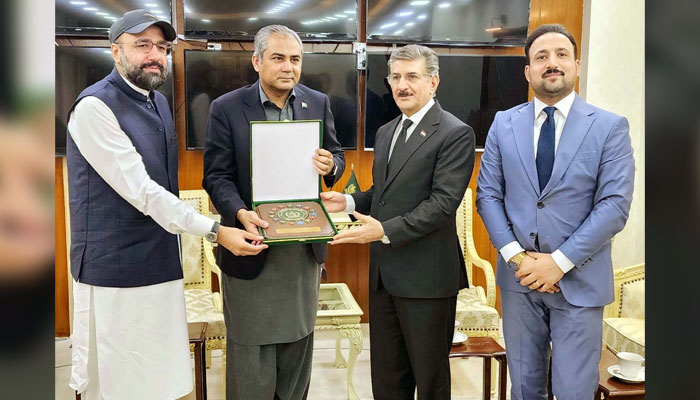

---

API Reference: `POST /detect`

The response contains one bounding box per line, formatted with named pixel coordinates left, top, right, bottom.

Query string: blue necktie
left=536, top=106, right=556, bottom=192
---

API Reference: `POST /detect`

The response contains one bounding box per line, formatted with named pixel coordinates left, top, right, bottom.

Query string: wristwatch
left=204, top=221, right=220, bottom=243
left=507, top=251, right=526, bottom=271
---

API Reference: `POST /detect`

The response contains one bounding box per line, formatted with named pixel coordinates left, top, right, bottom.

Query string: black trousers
left=369, top=275, right=457, bottom=400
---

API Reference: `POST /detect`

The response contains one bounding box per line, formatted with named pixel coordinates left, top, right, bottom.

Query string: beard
left=534, top=68, right=575, bottom=98
left=119, top=53, right=168, bottom=91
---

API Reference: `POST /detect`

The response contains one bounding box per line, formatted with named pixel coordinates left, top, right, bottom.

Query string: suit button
left=537, top=202, right=544, bottom=209
left=379, top=201, right=385, bottom=206
left=158, top=126, right=164, bottom=132
left=530, top=232, right=536, bottom=238
left=146, top=103, right=152, bottom=109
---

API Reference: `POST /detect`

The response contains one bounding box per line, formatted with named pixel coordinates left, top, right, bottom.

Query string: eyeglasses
left=116, top=39, right=173, bottom=56
left=386, top=73, right=432, bottom=85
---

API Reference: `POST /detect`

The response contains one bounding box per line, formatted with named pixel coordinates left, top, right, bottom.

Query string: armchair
left=454, top=188, right=500, bottom=341
left=179, top=190, right=227, bottom=374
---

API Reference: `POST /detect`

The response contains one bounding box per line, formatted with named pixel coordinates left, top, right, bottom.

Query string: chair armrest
left=202, top=240, right=223, bottom=310
left=467, top=243, right=497, bottom=308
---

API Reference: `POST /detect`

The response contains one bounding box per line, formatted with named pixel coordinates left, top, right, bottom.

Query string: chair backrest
left=456, top=188, right=497, bottom=307
left=179, top=190, right=212, bottom=290
left=456, top=188, right=475, bottom=284
left=605, top=263, right=645, bottom=319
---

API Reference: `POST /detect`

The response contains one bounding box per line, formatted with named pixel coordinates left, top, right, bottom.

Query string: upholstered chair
left=179, top=190, right=227, bottom=378
left=454, top=188, right=501, bottom=341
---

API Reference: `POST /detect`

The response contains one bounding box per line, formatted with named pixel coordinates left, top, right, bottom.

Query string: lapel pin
left=420, top=130, right=427, bottom=137
left=301, top=101, right=308, bottom=109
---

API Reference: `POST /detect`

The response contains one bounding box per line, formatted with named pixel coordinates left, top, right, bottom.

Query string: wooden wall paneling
left=55, top=158, right=70, bottom=337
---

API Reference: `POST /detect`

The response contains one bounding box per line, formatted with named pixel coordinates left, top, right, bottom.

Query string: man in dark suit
left=321, top=44, right=475, bottom=399
left=202, top=25, right=345, bottom=399
left=477, top=24, right=635, bottom=399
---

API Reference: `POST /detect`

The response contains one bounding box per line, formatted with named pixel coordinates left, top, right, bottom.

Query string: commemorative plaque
left=250, top=120, right=338, bottom=244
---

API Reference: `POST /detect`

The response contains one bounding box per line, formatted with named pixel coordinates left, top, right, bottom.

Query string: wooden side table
left=449, top=336, right=508, bottom=400
left=315, top=283, right=364, bottom=400
left=189, top=322, right=208, bottom=400
left=596, top=348, right=645, bottom=399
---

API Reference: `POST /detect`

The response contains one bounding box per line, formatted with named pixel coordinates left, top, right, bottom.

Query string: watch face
left=507, top=261, right=519, bottom=272
left=205, top=232, right=216, bottom=242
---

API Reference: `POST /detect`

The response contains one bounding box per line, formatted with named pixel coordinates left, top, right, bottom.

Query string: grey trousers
left=225, top=332, right=314, bottom=400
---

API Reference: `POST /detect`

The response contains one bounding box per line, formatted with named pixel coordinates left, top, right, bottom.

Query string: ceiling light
left=417, top=14, right=427, bottom=19
left=248, top=17, right=258, bottom=21
left=380, top=22, right=398, bottom=29
left=394, top=29, right=404, bottom=34
left=410, top=1, right=430, bottom=5
left=70, top=1, right=87, bottom=5
left=398, top=11, right=414, bottom=16
left=438, top=2, right=451, bottom=8
left=83, top=7, right=98, bottom=11
left=406, top=22, right=415, bottom=26
left=201, top=19, right=210, bottom=22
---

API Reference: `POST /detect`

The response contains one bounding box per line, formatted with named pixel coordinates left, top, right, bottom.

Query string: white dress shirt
left=67, top=72, right=214, bottom=238
left=499, top=91, right=577, bottom=273
left=343, top=98, right=436, bottom=244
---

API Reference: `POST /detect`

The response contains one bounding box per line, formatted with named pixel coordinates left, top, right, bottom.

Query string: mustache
left=397, top=91, right=412, bottom=97
left=543, top=68, right=564, bottom=78
left=141, top=61, right=164, bottom=71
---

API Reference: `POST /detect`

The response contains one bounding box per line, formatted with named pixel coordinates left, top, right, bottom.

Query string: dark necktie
left=387, top=118, right=413, bottom=178
left=536, top=106, right=556, bottom=192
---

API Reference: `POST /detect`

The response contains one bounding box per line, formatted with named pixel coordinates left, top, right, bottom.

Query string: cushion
left=455, top=287, right=500, bottom=336
left=184, top=288, right=226, bottom=339
left=603, top=317, right=645, bottom=357
left=620, top=279, right=645, bottom=319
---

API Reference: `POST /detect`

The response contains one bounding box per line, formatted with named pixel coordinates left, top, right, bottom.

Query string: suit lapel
left=511, top=101, right=540, bottom=195
left=242, top=80, right=267, bottom=123
left=375, top=116, right=401, bottom=195
left=384, top=102, right=441, bottom=189
left=291, top=85, right=309, bottom=121
left=540, top=95, right=595, bottom=197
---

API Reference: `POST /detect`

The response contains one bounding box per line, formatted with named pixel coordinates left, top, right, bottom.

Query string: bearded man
left=65, top=10, right=267, bottom=399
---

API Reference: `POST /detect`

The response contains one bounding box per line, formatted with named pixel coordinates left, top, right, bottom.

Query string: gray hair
left=388, top=44, right=439, bottom=77
left=253, top=25, right=303, bottom=59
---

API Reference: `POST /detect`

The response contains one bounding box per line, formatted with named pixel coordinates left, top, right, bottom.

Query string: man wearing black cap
left=66, top=10, right=267, bottom=399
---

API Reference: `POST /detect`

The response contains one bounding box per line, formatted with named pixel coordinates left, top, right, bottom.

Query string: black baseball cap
left=108, top=9, right=176, bottom=43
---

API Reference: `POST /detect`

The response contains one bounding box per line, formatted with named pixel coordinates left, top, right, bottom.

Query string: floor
left=55, top=323, right=512, bottom=400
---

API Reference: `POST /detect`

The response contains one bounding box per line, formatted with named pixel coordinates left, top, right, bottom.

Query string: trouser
left=369, top=274, right=457, bottom=400
left=225, top=332, right=314, bottom=400
left=501, top=289, right=604, bottom=400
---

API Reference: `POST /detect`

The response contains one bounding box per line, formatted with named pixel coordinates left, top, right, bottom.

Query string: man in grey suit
left=322, top=44, right=475, bottom=399
left=476, top=24, right=635, bottom=399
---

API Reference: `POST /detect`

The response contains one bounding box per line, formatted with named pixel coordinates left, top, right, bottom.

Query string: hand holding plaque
left=250, top=120, right=338, bottom=244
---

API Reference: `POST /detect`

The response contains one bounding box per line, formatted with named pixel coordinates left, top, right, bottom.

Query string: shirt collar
left=401, top=97, right=435, bottom=127
left=118, top=71, right=151, bottom=98
left=258, top=81, right=296, bottom=108
left=533, top=90, right=576, bottom=119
